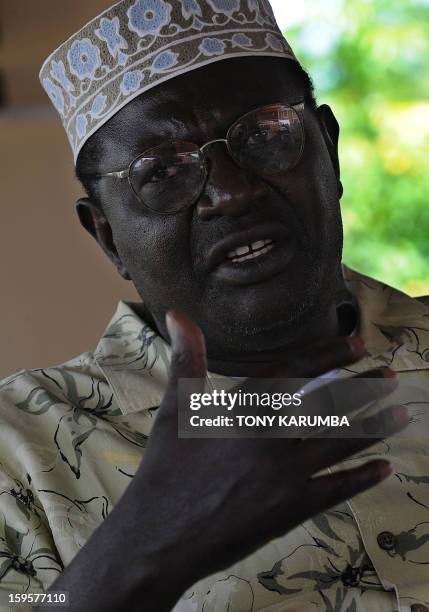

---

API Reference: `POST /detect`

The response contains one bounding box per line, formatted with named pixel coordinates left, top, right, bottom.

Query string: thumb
left=163, top=310, right=207, bottom=410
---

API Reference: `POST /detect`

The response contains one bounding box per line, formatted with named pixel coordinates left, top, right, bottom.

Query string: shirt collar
left=94, top=301, right=171, bottom=415
left=94, top=268, right=429, bottom=415
left=342, top=265, right=429, bottom=373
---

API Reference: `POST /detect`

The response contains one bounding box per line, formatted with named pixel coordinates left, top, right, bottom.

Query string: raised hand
left=126, top=310, right=408, bottom=597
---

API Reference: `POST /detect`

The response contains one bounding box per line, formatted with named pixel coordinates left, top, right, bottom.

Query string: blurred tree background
left=276, top=0, right=429, bottom=295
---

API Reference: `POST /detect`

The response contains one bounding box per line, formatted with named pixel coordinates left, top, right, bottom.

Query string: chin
left=203, top=291, right=324, bottom=355
left=202, top=256, right=342, bottom=355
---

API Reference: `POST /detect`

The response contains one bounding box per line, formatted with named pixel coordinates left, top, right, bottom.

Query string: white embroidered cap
left=39, top=0, right=298, bottom=163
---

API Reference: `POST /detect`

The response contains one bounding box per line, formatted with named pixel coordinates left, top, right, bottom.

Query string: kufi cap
left=40, top=0, right=297, bottom=163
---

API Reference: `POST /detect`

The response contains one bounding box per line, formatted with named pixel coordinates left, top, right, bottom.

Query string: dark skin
left=38, top=58, right=409, bottom=611
left=77, top=58, right=345, bottom=372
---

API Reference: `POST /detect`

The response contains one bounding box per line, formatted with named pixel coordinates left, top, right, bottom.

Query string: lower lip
left=213, top=238, right=296, bottom=285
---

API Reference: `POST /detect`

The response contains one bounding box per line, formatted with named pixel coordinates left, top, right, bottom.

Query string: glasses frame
left=96, top=101, right=305, bottom=215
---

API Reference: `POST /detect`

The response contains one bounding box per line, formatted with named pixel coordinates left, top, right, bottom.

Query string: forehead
left=96, top=57, right=306, bottom=164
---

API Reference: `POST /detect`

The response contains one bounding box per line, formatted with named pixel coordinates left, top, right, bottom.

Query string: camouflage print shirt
left=0, top=266, right=428, bottom=612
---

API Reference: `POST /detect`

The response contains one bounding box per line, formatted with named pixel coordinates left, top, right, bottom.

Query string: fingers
left=162, top=310, right=207, bottom=413
left=262, top=336, right=366, bottom=379
left=308, top=459, right=393, bottom=513
left=166, top=310, right=207, bottom=380
left=303, top=405, right=409, bottom=471
left=299, top=367, right=398, bottom=422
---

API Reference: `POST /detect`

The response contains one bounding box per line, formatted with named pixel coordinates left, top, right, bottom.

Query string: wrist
left=103, top=489, right=194, bottom=609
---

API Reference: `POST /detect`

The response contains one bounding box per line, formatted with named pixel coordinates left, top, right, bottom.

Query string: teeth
left=236, top=245, right=250, bottom=256
left=227, top=239, right=274, bottom=259
left=227, top=239, right=275, bottom=263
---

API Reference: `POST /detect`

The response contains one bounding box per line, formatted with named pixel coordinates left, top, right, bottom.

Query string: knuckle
left=170, top=348, right=193, bottom=373
left=170, top=346, right=206, bottom=378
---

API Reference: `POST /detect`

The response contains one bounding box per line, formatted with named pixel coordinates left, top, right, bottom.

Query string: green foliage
left=285, top=0, right=429, bottom=295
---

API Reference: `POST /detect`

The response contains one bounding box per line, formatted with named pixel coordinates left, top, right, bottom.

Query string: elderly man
left=1, top=1, right=428, bottom=610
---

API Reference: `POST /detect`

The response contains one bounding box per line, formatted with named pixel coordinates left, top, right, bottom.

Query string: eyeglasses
left=96, top=102, right=305, bottom=215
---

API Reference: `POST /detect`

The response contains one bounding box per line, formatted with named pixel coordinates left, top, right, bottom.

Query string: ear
left=76, top=197, right=131, bottom=280
left=316, top=104, right=343, bottom=199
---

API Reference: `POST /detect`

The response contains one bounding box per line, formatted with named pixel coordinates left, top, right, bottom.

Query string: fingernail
left=381, top=367, right=397, bottom=380
left=392, top=405, right=409, bottom=426
left=378, top=460, right=393, bottom=480
left=346, top=336, right=366, bottom=356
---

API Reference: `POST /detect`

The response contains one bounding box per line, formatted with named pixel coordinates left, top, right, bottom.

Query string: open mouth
left=226, top=239, right=275, bottom=264
left=207, top=225, right=297, bottom=286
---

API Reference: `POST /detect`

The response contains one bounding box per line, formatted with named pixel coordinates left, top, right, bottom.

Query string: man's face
left=83, top=57, right=343, bottom=358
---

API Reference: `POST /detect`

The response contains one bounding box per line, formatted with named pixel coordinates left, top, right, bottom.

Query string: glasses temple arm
left=96, top=169, right=129, bottom=179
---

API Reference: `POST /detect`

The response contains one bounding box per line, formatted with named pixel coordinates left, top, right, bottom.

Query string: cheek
left=270, top=129, right=341, bottom=241
left=110, top=203, right=195, bottom=290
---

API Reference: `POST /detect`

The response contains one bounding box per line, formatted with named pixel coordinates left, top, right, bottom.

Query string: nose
left=196, top=141, right=269, bottom=220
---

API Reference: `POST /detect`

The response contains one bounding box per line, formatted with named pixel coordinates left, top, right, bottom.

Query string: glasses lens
left=228, top=105, right=304, bottom=175
left=129, top=142, right=205, bottom=213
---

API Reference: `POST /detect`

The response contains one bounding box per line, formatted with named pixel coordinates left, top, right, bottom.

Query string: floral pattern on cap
left=39, top=0, right=296, bottom=163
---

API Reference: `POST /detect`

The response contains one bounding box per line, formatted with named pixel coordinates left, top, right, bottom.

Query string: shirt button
left=411, top=605, right=428, bottom=612
left=377, top=531, right=396, bottom=551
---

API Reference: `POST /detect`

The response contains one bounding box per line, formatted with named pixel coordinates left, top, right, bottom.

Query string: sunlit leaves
left=284, top=0, right=429, bottom=294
